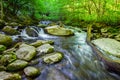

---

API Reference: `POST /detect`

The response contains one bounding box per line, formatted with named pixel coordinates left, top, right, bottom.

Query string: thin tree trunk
left=0, top=0, right=4, bottom=19
left=87, top=24, right=92, bottom=41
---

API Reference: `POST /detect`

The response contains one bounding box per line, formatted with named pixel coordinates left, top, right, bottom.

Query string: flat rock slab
left=92, top=38, right=120, bottom=57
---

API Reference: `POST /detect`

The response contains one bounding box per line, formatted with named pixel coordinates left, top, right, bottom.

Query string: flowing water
left=10, top=22, right=120, bottom=80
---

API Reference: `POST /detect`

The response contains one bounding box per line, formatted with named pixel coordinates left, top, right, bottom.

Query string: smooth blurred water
left=11, top=25, right=120, bottom=80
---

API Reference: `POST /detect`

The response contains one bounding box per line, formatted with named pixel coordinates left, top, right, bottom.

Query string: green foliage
left=0, top=0, right=120, bottom=26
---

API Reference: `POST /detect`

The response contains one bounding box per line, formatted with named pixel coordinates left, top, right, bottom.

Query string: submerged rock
left=43, top=52, right=63, bottom=64
left=30, top=40, right=54, bottom=47
left=92, top=38, right=120, bottom=57
left=0, top=71, right=21, bottom=80
left=0, top=54, right=17, bottom=66
left=7, top=60, right=28, bottom=71
left=2, top=26, right=19, bottom=35
left=0, top=34, right=12, bottom=46
left=24, top=66, right=40, bottom=77
left=37, top=44, right=54, bottom=55
left=47, top=68, right=69, bottom=80
left=45, top=25, right=74, bottom=36
left=16, top=44, right=36, bottom=61
left=0, top=45, right=6, bottom=52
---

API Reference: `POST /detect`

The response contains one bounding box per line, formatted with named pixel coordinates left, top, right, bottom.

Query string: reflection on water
left=12, top=26, right=120, bottom=80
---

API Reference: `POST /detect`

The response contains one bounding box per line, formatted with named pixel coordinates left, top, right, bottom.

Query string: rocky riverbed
left=0, top=21, right=120, bottom=80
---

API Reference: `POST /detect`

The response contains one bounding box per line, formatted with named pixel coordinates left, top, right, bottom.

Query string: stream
left=10, top=21, right=120, bottom=80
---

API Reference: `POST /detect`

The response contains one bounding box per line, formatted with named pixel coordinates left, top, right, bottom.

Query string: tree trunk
left=87, top=24, right=92, bottom=41
left=0, top=0, right=4, bottom=19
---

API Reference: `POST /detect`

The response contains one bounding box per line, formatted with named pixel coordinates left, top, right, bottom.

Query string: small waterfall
left=20, top=26, right=57, bottom=40
left=39, top=21, right=52, bottom=25
left=20, top=27, right=38, bottom=40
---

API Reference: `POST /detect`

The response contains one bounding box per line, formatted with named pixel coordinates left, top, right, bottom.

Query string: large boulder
left=25, top=27, right=38, bottom=37
left=45, top=25, right=74, bottom=36
left=2, top=26, right=19, bottom=35
left=30, top=40, right=54, bottom=47
left=24, top=66, right=40, bottom=77
left=37, top=44, right=54, bottom=56
left=92, top=38, right=120, bottom=57
left=16, top=44, right=36, bottom=61
left=43, top=52, right=63, bottom=64
left=0, top=71, right=21, bottom=80
left=0, top=34, right=12, bottom=46
left=0, top=45, right=6, bottom=52
left=7, top=60, right=28, bottom=71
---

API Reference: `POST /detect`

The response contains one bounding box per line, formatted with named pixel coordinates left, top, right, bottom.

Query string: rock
left=37, top=44, right=54, bottom=55
left=115, top=34, right=120, bottom=41
left=45, top=25, right=74, bottom=36
left=0, top=34, right=12, bottom=46
left=92, top=38, right=120, bottom=57
left=0, top=54, right=17, bottom=66
left=30, top=40, right=54, bottom=47
left=101, top=28, right=108, bottom=33
left=0, top=65, right=6, bottom=71
left=25, top=27, right=38, bottom=37
left=24, top=66, right=40, bottom=77
left=0, top=45, right=6, bottom=52
left=2, top=26, right=19, bottom=35
left=16, top=44, right=36, bottom=61
left=0, top=71, right=21, bottom=80
left=3, top=48, right=16, bottom=54
left=7, top=60, right=28, bottom=71
left=43, top=52, right=63, bottom=64
left=37, top=24, right=47, bottom=28
left=47, top=68, right=69, bottom=80
left=29, top=58, right=40, bottom=66
left=6, top=22, right=20, bottom=26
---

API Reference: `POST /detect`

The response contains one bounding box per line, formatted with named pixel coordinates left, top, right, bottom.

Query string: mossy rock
left=24, top=66, right=40, bottom=77
left=0, top=54, right=17, bottom=66
left=0, top=34, right=12, bottom=46
left=2, top=26, right=19, bottom=35
left=0, top=45, right=6, bottom=52
left=7, top=60, right=28, bottom=71
left=37, top=44, right=54, bottom=56
left=43, top=52, right=63, bottom=64
left=16, top=44, right=36, bottom=61
left=0, top=71, right=21, bottom=80
left=37, top=24, right=47, bottom=28
left=30, top=40, right=54, bottom=47
left=25, top=27, right=38, bottom=37
left=45, top=25, right=74, bottom=36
